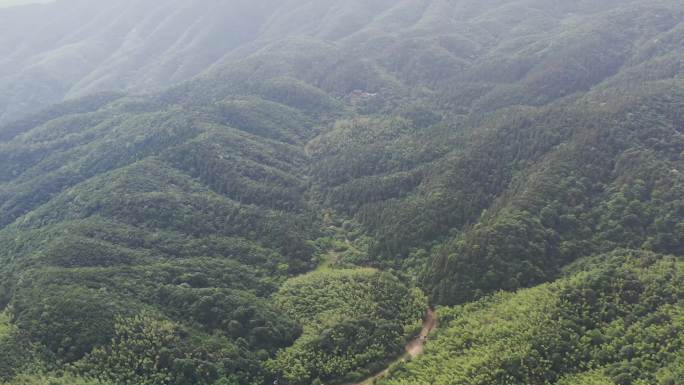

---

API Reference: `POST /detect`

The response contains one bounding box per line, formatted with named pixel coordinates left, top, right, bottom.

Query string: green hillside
left=0, top=0, right=682, bottom=384
left=380, top=251, right=684, bottom=385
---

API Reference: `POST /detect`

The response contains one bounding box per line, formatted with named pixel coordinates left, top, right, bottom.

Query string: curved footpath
left=354, top=308, right=437, bottom=385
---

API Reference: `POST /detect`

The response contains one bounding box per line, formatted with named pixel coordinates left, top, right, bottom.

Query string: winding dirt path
left=308, top=232, right=437, bottom=385
left=405, top=308, right=437, bottom=358
left=353, top=308, right=437, bottom=385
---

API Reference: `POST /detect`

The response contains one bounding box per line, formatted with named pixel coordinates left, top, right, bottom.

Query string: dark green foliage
left=428, top=210, right=560, bottom=304
left=74, top=313, right=247, bottom=385
left=156, top=286, right=300, bottom=350
left=0, top=83, right=323, bottom=384
left=12, top=280, right=122, bottom=362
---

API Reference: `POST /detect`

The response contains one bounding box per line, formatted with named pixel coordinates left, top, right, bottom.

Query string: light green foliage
left=268, top=269, right=427, bottom=384
left=654, top=354, right=684, bottom=385
left=378, top=285, right=559, bottom=384
left=275, top=269, right=425, bottom=332
left=556, top=371, right=614, bottom=385
left=380, top=252, right=684, bottom=385
left=0, top=311, right=10, bottom=337
left=0, top=309, right=60, bottom=383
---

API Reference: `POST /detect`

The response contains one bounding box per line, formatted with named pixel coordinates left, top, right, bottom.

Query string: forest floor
left=353, top=308, right=437, bottom=385
left=313, top=235, right=359, bottom=273
left=313, top=246, right=342, bottom=272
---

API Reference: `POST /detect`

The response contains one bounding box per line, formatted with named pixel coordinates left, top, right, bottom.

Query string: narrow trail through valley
left=303, top=227, right=437, bottom=385
left=353, top=308, right=437, bottom=385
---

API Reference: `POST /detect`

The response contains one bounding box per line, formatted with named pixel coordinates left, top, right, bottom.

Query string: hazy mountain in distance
left=0, top=0, right=427, bottom=123
left=0, top=0, right=53, bottom=8
left=0, top=0, right=282, bottom=123
left=0, top=0, right=663, bottom=124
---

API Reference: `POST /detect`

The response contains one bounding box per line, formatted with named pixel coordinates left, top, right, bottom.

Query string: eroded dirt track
left=354, top=308, right=437, bottom=385
left=405, top=308, right=437, bottom=358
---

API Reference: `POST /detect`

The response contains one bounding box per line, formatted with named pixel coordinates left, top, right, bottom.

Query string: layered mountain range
left=0, top=1, right=682, bottom=384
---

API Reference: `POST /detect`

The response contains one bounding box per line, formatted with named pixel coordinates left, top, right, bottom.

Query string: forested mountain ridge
left=0, top=0, right=682, bottom=384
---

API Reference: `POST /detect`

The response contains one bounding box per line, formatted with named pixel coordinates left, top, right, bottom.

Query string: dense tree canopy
left=0, top=0, right=682, bottom=384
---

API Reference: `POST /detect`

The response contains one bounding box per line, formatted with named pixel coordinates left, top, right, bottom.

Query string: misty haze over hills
left=0, top=1, right=53, bottom=8
left=3, top=0, right=681, bottom=122
left=0, top=1, right=682, bottom=385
